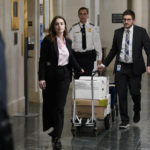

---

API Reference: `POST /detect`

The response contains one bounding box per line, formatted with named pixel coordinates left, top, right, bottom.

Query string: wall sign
left=11, top=0, right=19, bottom=30
left=112, top=14, right=123, bottom=23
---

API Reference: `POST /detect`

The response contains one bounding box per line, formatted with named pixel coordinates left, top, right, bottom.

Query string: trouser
left=115, top=62, right=141, bottom=123
left=42, top=66, right=70, bottom=138
left=49, top=107, right=65, bottom=138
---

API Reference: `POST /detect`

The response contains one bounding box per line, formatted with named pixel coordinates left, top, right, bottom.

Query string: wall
left=28, top=0, right=40, bottom=102
left=132, top=0, right=150, bottom=32
left=0, top=1, right=4, bottom=30
left=99, top=0, right=127, bottom=71
left=131, top=0, right=150, bottom=62
left=0, top=0, right=25, bottom=114
left=53, top=0, right=87, bottom=29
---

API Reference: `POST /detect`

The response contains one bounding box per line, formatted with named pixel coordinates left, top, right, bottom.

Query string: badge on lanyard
left=116, top=64, right=121, bottom=71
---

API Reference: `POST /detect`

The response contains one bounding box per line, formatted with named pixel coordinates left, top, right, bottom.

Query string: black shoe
left=52, top=137, right=62, bottom=150
left=119, top=122, right=130, bottom=129
left=133, top=112, right=140, bottom=123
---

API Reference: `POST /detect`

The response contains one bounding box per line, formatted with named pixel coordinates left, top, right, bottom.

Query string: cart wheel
left=93, top=129, right=99, bottom=136
left=93, top=126, right=98, bottom=131
left=71, top=126, right=77, bottom=137
left=71, top=126, right=76, bottom=131
left=111, top=109, right=115, bottom=122
left=76, top=126, right=81, bottom=131
left=71, top=129, right=77, bottom=137
left=104, top=115, right=110, bottom=129
left=92, top=124, right=98, bottom=136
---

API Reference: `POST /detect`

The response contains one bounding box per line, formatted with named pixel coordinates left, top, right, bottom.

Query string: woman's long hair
left=48, top=16, right=70, bottom=42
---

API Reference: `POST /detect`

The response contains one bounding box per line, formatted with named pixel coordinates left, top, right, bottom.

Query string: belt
left=118, top=61, right=133, bottom=65
left=73, top=49, right=95, bottom=55
left=46, top=62, right=68, bottom=69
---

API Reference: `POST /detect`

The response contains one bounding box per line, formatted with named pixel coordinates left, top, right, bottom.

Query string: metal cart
left=71, top=71, right=111, bottom=135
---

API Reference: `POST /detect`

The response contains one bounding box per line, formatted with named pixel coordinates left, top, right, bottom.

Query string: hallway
left=12, top=73, right=150, bottom=150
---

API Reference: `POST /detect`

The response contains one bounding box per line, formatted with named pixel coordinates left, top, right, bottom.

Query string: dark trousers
left=115, top=62, right=141, bottom=123
left=42, top=66, right=70, bottom=138
left=73, top=50, right=96, bottom=79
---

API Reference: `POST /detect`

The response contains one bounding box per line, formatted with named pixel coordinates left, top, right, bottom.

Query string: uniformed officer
left=69, top=7, right=102, bottom=78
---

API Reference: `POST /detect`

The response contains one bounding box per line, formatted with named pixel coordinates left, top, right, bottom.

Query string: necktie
left=82, top=24, right=86, bottom=49
left=124, top=30, right=130, bottom=62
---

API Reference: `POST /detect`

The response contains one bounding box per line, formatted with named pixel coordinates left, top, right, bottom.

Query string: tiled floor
left=12, top=72, right=150, bottom=150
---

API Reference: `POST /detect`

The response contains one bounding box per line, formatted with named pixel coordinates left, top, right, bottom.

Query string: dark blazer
left=38, top=35, right=81, bottom=81
left=0, top=33, right=14, bottom=150
left=0, top=32, right=7, bottom=113
left=103, top=25, right=150, bottom=75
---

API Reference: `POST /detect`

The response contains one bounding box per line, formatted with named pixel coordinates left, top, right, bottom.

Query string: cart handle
left=72, top=69, right=103, bottom=78
left=92, top=70, right=103, bottom=77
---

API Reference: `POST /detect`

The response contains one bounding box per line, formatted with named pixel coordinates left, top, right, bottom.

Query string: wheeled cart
left=71, top=71, right=111, bottom=135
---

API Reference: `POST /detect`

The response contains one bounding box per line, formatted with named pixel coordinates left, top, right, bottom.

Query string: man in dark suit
left=0, top=32, right=14, bottom=150
left=99, top=9, right=150, bottom=129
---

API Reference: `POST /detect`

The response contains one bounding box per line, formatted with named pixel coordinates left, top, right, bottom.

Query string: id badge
left=116, top=64, right=121, bottom=71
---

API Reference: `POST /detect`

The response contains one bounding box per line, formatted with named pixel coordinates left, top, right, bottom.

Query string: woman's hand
left=78, top=68, right=84, bottom=74
left=147, top=66, right=150, bottom=75
left=81, top=69, right=84, bottom=73
left=39, top=80, right=46, bottom=90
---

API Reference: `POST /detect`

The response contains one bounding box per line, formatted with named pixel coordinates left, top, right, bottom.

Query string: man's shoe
left=133, top=112, right=140, bottom=123
left=52, top=137, right=62, bottom=150
left=119, top=122, right=130, bottom=129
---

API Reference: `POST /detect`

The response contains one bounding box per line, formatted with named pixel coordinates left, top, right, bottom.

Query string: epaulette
left=69, top=23, right=79, bottom=32
left=89, top=23, right=94, bottom=26
left=69, top=28, right=72, bottom=32
left=72, top=22, right=79, bottom=27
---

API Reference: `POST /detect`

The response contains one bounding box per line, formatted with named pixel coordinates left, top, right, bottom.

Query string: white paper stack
left=73, top=76, right=109, bottom=99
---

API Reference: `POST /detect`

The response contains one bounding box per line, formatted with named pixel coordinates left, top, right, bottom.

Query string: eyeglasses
left=79, top=13, right=88, bottom=16
left=122, top=18, right=132, bottom=22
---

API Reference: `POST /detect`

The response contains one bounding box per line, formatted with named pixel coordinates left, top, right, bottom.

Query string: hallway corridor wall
left=0, top=0, right=25, bottom=114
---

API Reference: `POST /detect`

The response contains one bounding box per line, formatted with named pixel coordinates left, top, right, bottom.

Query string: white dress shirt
left=69, top=22, right=102, bottom=60
left=57, top=37, right=69, bottom=66
left=119, top=25, right=134, bottom=63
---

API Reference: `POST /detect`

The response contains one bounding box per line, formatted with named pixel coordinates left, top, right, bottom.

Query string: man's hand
left=97, top=61, right=105, bottom=71
left=147, top=66, right=150, bottom=75
left=39, top=80, right=46, bottom=90
left=97, top=65, right=105, bottom=71
left=97, top=60, right=101, bottom=66
left=97, top=60, right=104, bottom=71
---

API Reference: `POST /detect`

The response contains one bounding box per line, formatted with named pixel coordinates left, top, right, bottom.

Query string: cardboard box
left=73, top=76, right=109, bottom=99
left=76, top=98, right=108, bottom=107
left=72, top=94, right=111, bottom=119
left=72, top=99, right=106, bottom=119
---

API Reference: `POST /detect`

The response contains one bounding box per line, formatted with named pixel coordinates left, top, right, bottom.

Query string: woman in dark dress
left=38, top=16, right=83, bottom=149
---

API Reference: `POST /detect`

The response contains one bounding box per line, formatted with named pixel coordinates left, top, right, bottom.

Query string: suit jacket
left=38, top=35, right=81, bottom=81
left=0, top=32, right=7, bottom=114
left=103, top=25, right=150, bottom=75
